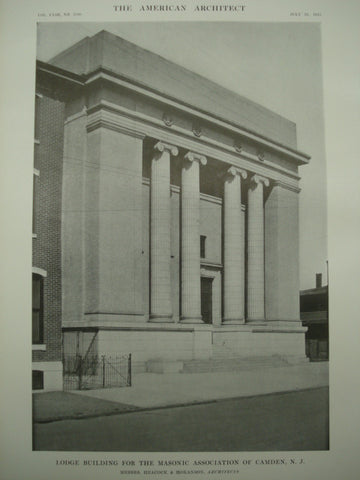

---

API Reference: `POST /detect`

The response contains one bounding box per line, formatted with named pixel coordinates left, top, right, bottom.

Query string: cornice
left=85, top=70, right=310, bottom=165
left=37, top=60, right=84, bottom=86
left=199, top=191, right=222, bottom=205
left=142, top=177, right=223, bottom=205
left=271, top=179, right=301, bottom=193
left=86, top=109, right=145, bottom=139
left=200, top=261, right=223, bottom=270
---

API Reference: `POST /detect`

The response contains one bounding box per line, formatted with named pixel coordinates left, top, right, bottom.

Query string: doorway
left=201, top=277, right=213, bottom=324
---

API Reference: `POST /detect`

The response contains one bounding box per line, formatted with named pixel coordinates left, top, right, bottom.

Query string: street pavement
left=33, top=391, right=138, bottom=423
left=34, top=387, right=329, bottom=451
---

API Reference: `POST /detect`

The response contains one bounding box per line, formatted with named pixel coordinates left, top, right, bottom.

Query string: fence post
left=78, top=354, right=82, bottom=390
left=102, top=355, right=105, bottom=388
left=62, top=352, right=65, bottom=391
left=128, top=353, right=132, bottom=387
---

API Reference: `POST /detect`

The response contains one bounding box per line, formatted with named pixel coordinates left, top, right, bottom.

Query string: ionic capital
left=225, top=166, right=248, bottom=181
left=154, top=141, right=179, bottom=157
left=184, top=151, right=207, bottom=166
left=249, top=174, right=270, bottom=188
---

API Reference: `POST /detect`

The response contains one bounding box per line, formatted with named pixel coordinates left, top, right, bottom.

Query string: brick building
left=32, top=31, right=310, bottom=388
left=32, top=88, right=63, bottom=390
left=300, top=274, right=329, bottom=361
left=31, top=66, right=82, bottom=390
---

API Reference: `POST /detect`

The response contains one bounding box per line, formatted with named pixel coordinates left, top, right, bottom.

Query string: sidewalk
left=34, top=362, right=328, bottom=422
left=75, top=362, right=329, bottom=407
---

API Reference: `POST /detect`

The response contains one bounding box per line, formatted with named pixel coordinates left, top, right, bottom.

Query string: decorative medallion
left=162, top=112, right=174, bottom=127
left=233, top=141, right=243, bottom=153
left=192, top=123, right=202, bottom=137
left=257, top=150, right=265, bottom=161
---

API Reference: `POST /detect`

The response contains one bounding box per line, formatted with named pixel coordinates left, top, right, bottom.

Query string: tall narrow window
left=32, top=273, right=43, bottom=344
left=34, top=92, right=42, bottom=142
left=200, top=235, right=206, bottom=259
left=32, top=169, right=39, bottom=236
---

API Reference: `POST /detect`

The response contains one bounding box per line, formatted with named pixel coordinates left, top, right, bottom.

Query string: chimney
left=316, top=273, right=322, bottom=288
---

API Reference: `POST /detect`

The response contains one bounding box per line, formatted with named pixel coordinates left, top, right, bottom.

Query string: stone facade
left=35, top=31, right=310, bottom=382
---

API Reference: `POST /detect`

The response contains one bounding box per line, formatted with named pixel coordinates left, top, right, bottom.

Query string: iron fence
left=63, top=354, right=131, bottom=391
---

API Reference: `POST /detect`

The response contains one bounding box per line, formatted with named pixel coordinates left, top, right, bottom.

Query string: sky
left=37, top=21, right=328, bottom=290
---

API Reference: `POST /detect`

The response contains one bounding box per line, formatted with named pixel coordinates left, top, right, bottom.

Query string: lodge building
left=32, top=30, right=310, bottom=389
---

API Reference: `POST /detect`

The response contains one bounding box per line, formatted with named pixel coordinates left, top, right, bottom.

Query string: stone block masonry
left=36, top=30, right=310, bottom=379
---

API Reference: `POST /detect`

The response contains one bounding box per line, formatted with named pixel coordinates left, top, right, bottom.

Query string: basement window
left=32, top=370, right=44, bottom=390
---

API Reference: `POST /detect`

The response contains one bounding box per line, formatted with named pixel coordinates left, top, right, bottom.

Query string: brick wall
left=32, top=91, right=64, bottom=363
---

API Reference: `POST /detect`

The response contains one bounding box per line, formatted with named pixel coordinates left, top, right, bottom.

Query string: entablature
left=86, top=100, right=303, bottom=192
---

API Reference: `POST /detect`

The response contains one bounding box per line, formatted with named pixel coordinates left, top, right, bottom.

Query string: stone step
left=181, top=355, right=291, bottom=374
left=132, top=362, right=147, bottom=374
left=132, top=355, right=308, bottom=375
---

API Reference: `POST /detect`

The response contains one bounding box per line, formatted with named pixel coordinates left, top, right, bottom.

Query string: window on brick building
left=32, top=273, right=44, bottom=344
left=200, top=235, right=206, bottom=259
left=32, top=170, right=39, bottom=235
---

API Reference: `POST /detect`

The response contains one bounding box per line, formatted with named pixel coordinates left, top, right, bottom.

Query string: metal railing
left=63, top=353, right=131, bottom=391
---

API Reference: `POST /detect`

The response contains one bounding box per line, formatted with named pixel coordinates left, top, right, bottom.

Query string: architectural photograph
left=31, top=22, right=329, bottom=452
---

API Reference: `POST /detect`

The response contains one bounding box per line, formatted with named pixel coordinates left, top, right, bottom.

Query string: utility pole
left=326, top=260, right=329, bottom=286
